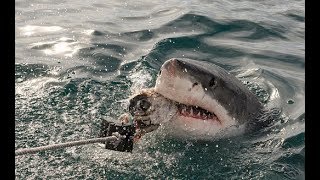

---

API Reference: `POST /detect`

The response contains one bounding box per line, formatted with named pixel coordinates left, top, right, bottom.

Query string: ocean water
left=15, top=0, right=305, bottom=179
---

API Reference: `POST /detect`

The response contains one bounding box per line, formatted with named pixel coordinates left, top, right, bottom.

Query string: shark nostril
left=192, top=82, right=198, bottom=87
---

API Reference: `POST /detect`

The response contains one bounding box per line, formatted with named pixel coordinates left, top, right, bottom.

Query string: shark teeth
left=177, top=103, right=217, bottom=120
left=181, top=107, right=186, bottom=114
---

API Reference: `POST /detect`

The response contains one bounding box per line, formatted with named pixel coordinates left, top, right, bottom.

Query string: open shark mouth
left=128, top=88, right=223, bottom=131
left=176, top=103, right=220, bottom=123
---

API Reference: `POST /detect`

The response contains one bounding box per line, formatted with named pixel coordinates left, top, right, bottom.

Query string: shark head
left=129, top=58, right=263, bottom=139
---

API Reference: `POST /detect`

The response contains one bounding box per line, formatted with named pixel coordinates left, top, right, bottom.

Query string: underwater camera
left=99, top=120, right=135, bottom=152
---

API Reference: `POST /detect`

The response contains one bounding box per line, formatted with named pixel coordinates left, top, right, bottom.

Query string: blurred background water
left=15, top=0, right=304, bottom=179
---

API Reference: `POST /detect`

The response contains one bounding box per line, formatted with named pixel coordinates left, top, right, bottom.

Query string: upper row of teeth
left=178, top=105, right=214, bottom=118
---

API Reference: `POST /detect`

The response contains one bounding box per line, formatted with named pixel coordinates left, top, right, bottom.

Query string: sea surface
left=15, top=0, right=305, bottom=179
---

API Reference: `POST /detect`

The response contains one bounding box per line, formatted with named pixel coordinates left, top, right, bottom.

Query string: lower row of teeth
left=178, top=106, right=215, bottom=120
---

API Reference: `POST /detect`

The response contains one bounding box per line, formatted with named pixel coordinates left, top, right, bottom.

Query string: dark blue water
left=15, top=0, right=305, bottom=179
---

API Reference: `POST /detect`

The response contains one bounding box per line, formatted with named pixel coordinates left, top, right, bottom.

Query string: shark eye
left=192, top=82, right=198, bottom=87
left=158, top=70, right=162, bottom=75
left=138, top=99, right=151, bottom=111
left=209, top=77, right=216, bottom=87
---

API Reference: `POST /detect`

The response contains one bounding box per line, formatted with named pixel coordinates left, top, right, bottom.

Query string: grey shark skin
left=154, top=58, right=263, bottom=128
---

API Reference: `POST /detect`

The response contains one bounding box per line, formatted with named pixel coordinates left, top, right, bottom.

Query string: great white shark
left=128, top=58, right=267, bottom=139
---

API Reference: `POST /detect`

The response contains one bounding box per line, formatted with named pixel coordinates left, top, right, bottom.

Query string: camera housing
left=99, top=120, right=135, bottom=152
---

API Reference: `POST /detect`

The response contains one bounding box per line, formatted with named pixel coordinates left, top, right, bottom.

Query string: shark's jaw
left=128, top=89, right=228, bottom=139
left=176, top=103, right=220, bottom=123
left=128, top=89, right=221, bottom=125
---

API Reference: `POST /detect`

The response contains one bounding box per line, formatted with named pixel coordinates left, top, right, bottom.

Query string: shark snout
left=161, top=58, right=185, bottom=77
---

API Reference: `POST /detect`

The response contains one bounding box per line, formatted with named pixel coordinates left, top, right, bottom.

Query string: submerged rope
left=15, top=136, right=117, bottom=156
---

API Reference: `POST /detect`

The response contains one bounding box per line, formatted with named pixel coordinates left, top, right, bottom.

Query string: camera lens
left=138, top=99, right=151, bottom=111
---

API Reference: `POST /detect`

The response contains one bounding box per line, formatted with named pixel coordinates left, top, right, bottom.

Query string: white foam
left=162, top=118, right=246, bottom=140
left=129, top=68, right=152, bottom=94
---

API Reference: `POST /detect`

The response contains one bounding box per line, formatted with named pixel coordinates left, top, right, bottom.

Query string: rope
left=15, top=136, right=117, bottom=156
